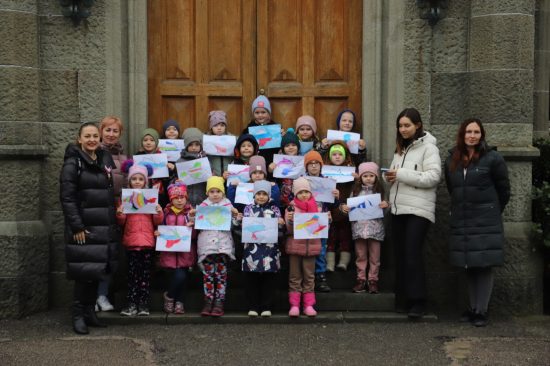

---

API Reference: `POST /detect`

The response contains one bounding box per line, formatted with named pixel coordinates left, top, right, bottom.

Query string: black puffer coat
left=444, top=143, right=510, bottom=268
left=60, top=144, right=120, bottom=281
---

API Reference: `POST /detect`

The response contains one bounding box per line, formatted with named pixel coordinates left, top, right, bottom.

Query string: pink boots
left=302, top=292, right=317, bottom=317
left=288, top=292, right=318, bottom=317
left=288, top=292, right=301, bottom=317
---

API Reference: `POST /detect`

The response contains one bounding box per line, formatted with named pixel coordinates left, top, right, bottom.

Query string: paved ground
left=1, top=310, right=549, bottom=366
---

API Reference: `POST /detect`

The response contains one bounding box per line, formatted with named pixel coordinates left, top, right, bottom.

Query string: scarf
left=293, top=196, right=318, bottom=213
left=100, top=142, right=124, bottom=155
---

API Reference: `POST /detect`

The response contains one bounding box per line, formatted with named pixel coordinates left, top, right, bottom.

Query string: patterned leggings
left=202, top=254, right=229, bottom=301
left=126, top=249, right=153, bottom=306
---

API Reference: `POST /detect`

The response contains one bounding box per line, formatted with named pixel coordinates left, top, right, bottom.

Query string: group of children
left=116, top=95, right=388, bottom=318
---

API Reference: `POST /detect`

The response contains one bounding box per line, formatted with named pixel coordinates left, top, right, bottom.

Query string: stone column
left=469, top=0, right=542, bottom=314
left=535, top=0, right=550, bottom=138
left=0, top=0, right=49, bottom=318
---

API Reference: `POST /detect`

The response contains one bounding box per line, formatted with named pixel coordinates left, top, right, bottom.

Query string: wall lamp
left=416, top=0, right=447, bottom=27
left=59, top=0, right=95, bottom=25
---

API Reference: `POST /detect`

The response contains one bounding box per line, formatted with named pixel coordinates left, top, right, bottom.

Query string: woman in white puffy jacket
left=384, top=107, right=441, bottom=319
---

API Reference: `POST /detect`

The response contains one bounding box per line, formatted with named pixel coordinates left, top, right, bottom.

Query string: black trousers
left=392, top=214, right=430, bottom=305
left=74, top=280, right=98, bottom=306
left=244, top=272, right=277, bottom=312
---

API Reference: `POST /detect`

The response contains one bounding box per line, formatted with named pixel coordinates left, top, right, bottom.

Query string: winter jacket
left=284, top=202, right=322, bottom=257
left=331, top=181, right=354, bottom=222
left=242, top=119, right=281, bottom=166
left=445, top=144, right=510, bottom=268
left=117, top=209, right=163, bottom=250
left=100, top=143, right=127, bottom=201
left=386, top=132, right=441, bottom=223
left=239, top=201, right=283, bottom=272
left=176, top=150, right=208, bottom=207
left=196, top=197, right=235, bottom=263
left=158, top=204, right=197, bottom=269
left=206, top=131, right=235, bottom=177
left=60, top=144, right=120, bottom=281
left=350, top=185, right=386, bottom=241
left=227, top=180, right=281, bottom=213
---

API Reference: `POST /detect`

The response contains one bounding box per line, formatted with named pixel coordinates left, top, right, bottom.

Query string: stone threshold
left=98, top=311, right=438, bottom=325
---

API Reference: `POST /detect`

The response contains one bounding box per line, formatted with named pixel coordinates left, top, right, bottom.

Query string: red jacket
left=284, top=202, right=322, bottom=257
left=117, top=209, right=164, bottom=249
left=157, top=205, right=197, bottom=269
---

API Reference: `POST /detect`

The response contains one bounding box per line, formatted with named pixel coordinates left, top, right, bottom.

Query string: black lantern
left=59, top=0, right=95, bottom=25
left=416, top=0, right=447, bottom=27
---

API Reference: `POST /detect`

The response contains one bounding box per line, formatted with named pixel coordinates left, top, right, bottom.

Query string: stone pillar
left=469, top=0, right=542, bottom=314
left=535, top=0, right=550, bottom=138
left=0, top=1, right=49, bottom=318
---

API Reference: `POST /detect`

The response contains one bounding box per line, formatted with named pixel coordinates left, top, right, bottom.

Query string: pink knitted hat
left=292, top=177, right=312, bottom=195
left=358, top=162, right=380, bottom=178
left=296, top=115, right=317, bottom=134
left=208, top=110, right=227, bottom=129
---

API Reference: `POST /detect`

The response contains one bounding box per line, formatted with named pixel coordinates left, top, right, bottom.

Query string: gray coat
left=444, top=144, right=510, bottom=268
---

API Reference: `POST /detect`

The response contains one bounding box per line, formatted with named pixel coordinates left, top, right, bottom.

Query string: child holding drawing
left=205, top=110, right=235, bottom=177
left=135, top=128, right=169, bottom=206
left=117, top=162, right=164, bottom=316
left=177, top=127, right=208, bottom=207
left=320, top=109, right=367, bottom=166
left=342, top=162, right=389, bottom=294
left=295, top=115, right=322, bottom=155
left=236, top=180, right=284, bottom=317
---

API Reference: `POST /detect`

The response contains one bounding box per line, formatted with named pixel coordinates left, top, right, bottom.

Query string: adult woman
left=95, top=116, right=127, bottom=311
left=444, top=118, right=510, bottom=327
left=385, top=108, right=441, bottom=319
left=60, top=122, right=120, bottom=334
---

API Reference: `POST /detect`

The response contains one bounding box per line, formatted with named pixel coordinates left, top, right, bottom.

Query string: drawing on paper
left=347, top=194, right=384, bottom=221
left=327, top=130, right=361, bottom=154
left=294, top=212, right=329, bottom=239
left=226, top=164, right=250, bottom=186
left=306, top=176, right=336, bottom=203
left=273, top=154, right=304, bottom=179
left=203, top=135, right=236, bottom=157
left=321, top=165, right=356, bottom=183
left=242, top=217, right=278, bottom=243
left=121, top=189, right=158, bottom=214
left=176, top=157, right=212, bottom=185
left=158, top=139, right=184, bottom=162
left=235, top=183, right=254, bottom=205
left=195, top=205, right=232, bottom=231
left=133, top=154, right=169, bottom=178
left=249, top=124, right=282, bottom=150
left=156, top=225, right=192, bottom=252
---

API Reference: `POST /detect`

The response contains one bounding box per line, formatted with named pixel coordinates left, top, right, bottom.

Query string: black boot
left=84, top=305, right=107, bottom=327
left=315, top=273, right=331, bottom=292
left=72, top=301, right=89, bottom=335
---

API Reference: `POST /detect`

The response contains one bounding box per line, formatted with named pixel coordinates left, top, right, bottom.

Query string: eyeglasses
left=308, top=161, right=321, bottom=166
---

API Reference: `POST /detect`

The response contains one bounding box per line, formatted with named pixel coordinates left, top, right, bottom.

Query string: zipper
left=392, top=145, right=412, bottom=213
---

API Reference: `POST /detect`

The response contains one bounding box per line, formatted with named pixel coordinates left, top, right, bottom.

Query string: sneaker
left=472, top=312, right=489, bottom=327
left=174, top=302, right=185, bottom=315
left=352, top=279, right=367, bottom=293
left=260, top=310, right=272, bottom=317
left=407, top=303, right=425, bottom=320
left=368, top=280, right=379, bottom=294
left=248, top=310, right=259, bottom=317
left=137, top=306, right=150, bottom=316
left=96, top=295, right=114, bottom=312
left=315, top=274, right=331, bottom=293
left=120, top=304, right=138, bottom=316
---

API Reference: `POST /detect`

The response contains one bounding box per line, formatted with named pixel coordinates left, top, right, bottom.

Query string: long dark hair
left=449, top=118, right=487, bottom=172
left=395, top=108, right=424, bottom=155
left=352, top=173, right=385, bottom=198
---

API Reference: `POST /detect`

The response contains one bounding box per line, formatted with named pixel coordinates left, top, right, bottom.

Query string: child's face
left=283, top=143, right=298, bottom=156
left=253, top=108, right=270, bottom=125
left=298, top=125, right=314, bottom=140
left=254, top=191, right=269, bottom=205
left=306, top=161, right=321, bottom=176
left=330, top=152, right=345, bottom=166
left=130, top=174, right=146, bottom=189
left=240, top=141, right=255, bottom=158
left=186, top=141, right=201, bottom=153
left=211, top=123, right=226, bottom=136
left=361, top=172, right=377, bottom=186
left=208, top=188, right=224, bottom=203
left=78, top=126, right=100, bottom=154
left=142, top=135, right=157, bottom=153
left=250, top=171, right=265, bottom=182
left=296, top=190, right=312, bottom=201
left=171, top=196, right=187, bottom=209
left=164, top=126, right=180, bottom=139
left=339, top=112, right=354, bottom=132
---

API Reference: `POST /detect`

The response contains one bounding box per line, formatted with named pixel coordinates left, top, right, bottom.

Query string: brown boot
left=201, top=297, right=213, bottom=316
left=210, top=299, right=225, bottom=317
left=352, top=279, right=366, bottom=293
left=368, top=280, right=379, bottom=294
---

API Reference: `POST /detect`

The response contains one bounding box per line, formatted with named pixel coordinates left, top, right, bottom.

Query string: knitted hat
left=292, top=177, right=312, bottom=196
left=182, top=127, right=203, bottom=149
left=329, top=144, right=346, bottom=159
left=209, top=110, right=227, bottom=129
left=336, top=109, right=357, bottom=129
left=252, top=95, right=271, bottom=114
left=162, top=119, right=181, bottom=137
left=141, top=128, right=159, bottom=147
left=234, top=133, right=259, bottom=157
left=296, top=115, right=317, bottom=134
left=127, top=163, right=151, bottom=186
left=168, top=180, right=188, bottom=200
left=281, top=128, right=301, bottom=150
left=206, top=176, right=225, bottom=194
left=358, top=162, right=380, bottom=178
left=304, top=150, right=323, bottom=168
left=249, top=155, right=267, bottom=176
left=253, top=180, right=272, bottom=199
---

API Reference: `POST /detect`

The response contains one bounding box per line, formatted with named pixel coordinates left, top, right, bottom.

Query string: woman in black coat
left=444, top=118, right=510, bottom=327
left=60, top=122, right=120, bottom=334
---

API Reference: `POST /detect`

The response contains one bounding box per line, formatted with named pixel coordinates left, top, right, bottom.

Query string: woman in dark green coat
left=444, top=118, right=510, bottom=327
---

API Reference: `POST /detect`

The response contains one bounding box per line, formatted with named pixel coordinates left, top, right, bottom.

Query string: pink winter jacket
left=157, top=205, right=197, bottom=269
left=117, top=209, right=163, bottom=249
left=284, top=201, right=322, bottom=257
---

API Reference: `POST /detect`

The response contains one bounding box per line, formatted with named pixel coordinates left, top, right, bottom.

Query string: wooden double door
left=148, top=0, right=362, bottom=136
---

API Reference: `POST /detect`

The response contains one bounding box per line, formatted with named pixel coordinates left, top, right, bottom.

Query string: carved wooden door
left=148, top=0, right=362, bottom=136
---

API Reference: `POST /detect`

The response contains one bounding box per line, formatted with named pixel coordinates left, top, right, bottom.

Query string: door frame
left=126, top=0, right=405, bottom=165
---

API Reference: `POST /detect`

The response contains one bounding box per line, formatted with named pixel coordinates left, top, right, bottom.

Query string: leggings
left=244, top=272, right=277, bottom=312
left=126, top=249, right=153, bottom=306
left=202, top=254, right=228, bottom=301
left=466, top=267, right=494, bottom=313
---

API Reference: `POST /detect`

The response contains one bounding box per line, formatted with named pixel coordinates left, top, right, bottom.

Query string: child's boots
left=163, top=292, right=174, bottom=313
left=201, top=297, right=213, bottom=316
left=326, top=252, right=336, bottom=272
left=211, top=298, right=225, bottom=317
left=288, top=292, right=301, bottom=317
left=336, top=251, right=351, bottom=271
left=302, top=292, right=317, bottom=317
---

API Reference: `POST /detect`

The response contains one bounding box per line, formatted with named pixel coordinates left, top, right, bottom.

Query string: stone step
left=98, top=311, right=438, bottom=324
